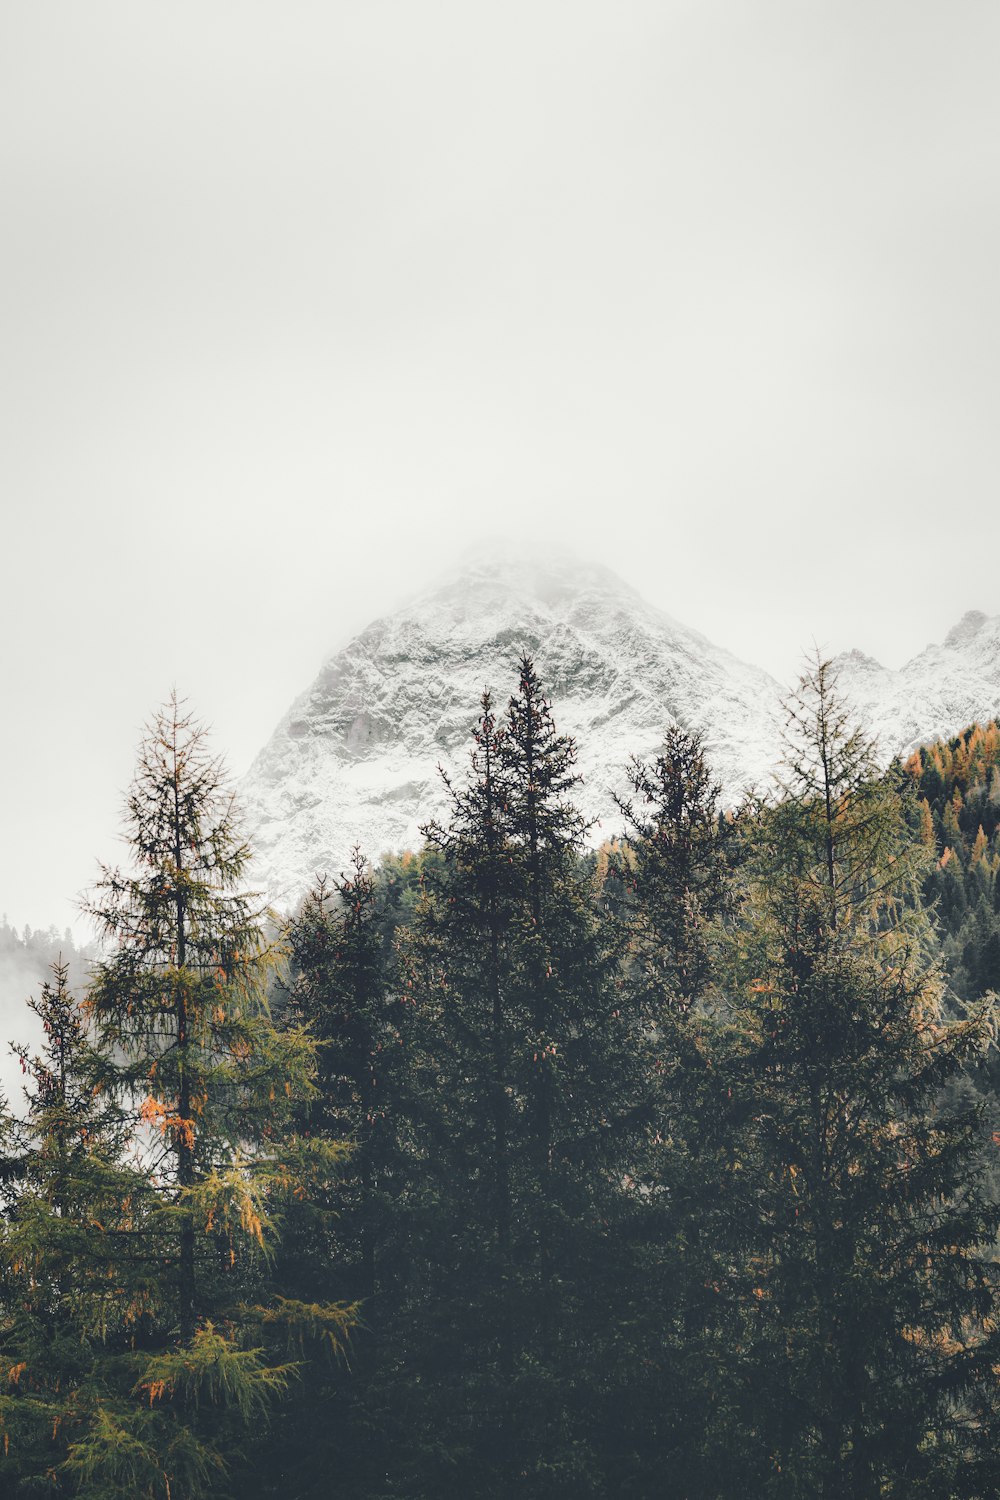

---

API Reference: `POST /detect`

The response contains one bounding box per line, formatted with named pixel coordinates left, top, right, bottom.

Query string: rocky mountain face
left=832, top=610, right=1000, bottom=761
left=239, top=554, right=786, bottom=907
left=239, top=556, right=1000, bottom=910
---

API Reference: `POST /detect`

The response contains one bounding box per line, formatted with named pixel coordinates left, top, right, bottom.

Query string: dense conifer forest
left=2, top=667, right=1000, bottom=1499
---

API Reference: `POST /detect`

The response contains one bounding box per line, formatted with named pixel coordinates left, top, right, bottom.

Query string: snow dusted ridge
left=238, top=553, right=785, bottom=908
left=832, top=610, right=1000, bottom=762
left=239, top=554, right=1000, bottom=911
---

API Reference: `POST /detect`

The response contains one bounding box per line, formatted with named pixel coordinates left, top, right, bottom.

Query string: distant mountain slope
left=832, top=610, right=1000, bottom=759
left=240, top=554, right=786, bottom=906
left=240, top=556, right=1000, bottom=910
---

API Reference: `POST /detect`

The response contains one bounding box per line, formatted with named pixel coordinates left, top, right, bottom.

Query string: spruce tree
left=616, top=726, right=734, bottom=1015
left=398, top=660, right=644, bottom=1496
left=611, top=728, right=749, bottom=1495
left=390, top=689, right=526, bottom=1491
left=266, top=849, right=408, bottom=1499
left=417, top=692, right=517, bottom=1362
left=284, top=848, right=402, bottom=1304
left=0, top=960, right=165, bottom=1496
left=497, top=654, right=641, bottom=1383
left=725, top=657, right=1000, bottom=1498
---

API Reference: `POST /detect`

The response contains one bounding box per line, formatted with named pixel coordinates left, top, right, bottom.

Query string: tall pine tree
left=268, top=848, right=408, bottom=1499
left=397, top=658, right=645, bottom=1496
left=724, top=657, right=1000, bottom=1498
left=78, top=695, right=355, bottom=1498
left=612, top=728, right=749, bottom=1496
left=0, top=960, right=166, bottom=1496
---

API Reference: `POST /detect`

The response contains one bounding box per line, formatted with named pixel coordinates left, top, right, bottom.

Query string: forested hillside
left=905, top=722, right=1000, bottom=1001
left=2, top=669, right=1000, bottom=1499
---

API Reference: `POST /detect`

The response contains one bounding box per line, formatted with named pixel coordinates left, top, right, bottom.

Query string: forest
left=2, top=656, right=1000, bottom=1500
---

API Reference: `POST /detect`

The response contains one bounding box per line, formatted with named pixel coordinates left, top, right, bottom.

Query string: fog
left=0, top=937, right=92, bottom=1106
left=2, top=2, right=998, bottom=937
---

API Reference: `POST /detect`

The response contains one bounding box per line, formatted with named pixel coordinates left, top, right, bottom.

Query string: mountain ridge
left=240, top=555, right=999, bottom=908
left=832, top=608, right=1000, bottom=760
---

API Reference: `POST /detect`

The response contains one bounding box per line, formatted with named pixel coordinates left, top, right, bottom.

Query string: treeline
left=0, top=920, right=93, bottom=1027
left=0, top=920, right=87, bottom=971
left=2, top=662, right=1000, bottom=1498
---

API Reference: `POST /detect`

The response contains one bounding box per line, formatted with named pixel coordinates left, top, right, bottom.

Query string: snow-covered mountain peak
left=240, top=555, right=783, bottom=907
left=944, top=609, right=990, bottom=650
left=834, top=647, right=883, bottom=674
left=409, top=546, right=648, bottom=628
left=240, top=555, right=999, bottom=911
left=832, top=611, right=1000, bottom=761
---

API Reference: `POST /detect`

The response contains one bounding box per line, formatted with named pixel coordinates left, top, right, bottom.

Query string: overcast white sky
left=2, top=1, right=999, bottom=937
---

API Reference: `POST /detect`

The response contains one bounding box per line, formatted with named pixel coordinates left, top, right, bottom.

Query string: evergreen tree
left=615, top=726, right=734, bottom=1015
left=267, top=849, right=408, bottom=1499
left=611, top=727, right=748, bottom=1495
left=497, top=655, right=644, bottom=1408
left=725, top=658, right=1000, bottom=1498
left=76, top=695, right=354, bottom=1498
left=417, top=691, right=517, bottom=1362
left=0, top=960, right=166, bottom=1496
left=397, top=660, right=644, bottom=1496
left=284, top=849, right=401, bottom=1304
left=377, top=689, right=526, bottom=1492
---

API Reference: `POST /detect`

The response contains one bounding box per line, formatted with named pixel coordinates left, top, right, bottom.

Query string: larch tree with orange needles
left=74, top=695, right=355, bottom=1499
